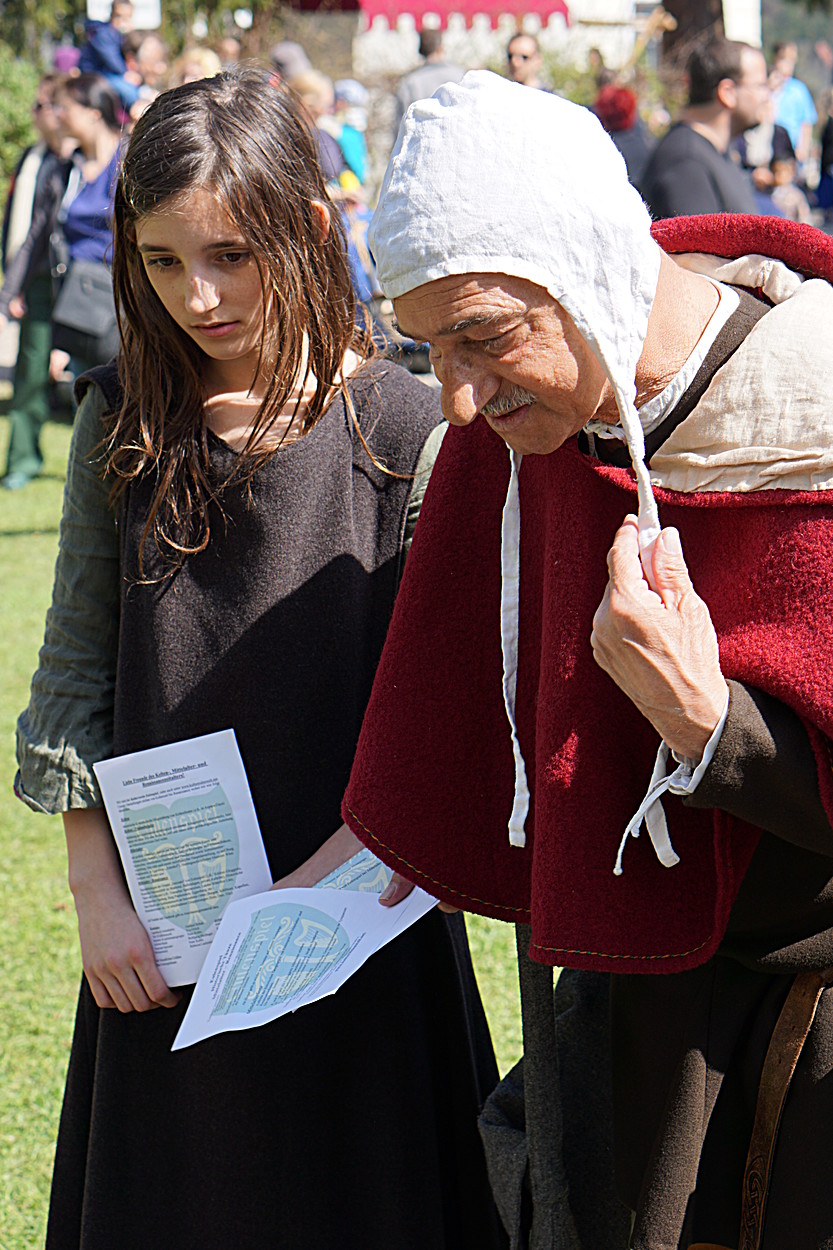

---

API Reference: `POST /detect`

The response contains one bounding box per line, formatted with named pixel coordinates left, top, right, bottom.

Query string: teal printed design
left=316, top=847, right=393, bottom=894
left=122, top=784, right=238, bottom=935
left=212, top=903, right=351, bottom=1017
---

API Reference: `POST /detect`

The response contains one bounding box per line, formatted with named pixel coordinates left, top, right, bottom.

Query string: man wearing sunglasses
left=506, top=33, right=547, bottom=90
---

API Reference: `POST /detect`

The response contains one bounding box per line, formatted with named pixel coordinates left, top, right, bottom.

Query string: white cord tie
left=500, top=446, right=530, bottom=848
left=613, top=693, right=730, bottom=876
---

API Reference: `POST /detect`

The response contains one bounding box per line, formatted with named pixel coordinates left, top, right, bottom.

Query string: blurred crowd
left=3, top=8, right=833, bottom=490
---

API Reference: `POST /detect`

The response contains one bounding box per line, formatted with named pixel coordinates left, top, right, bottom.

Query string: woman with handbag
left=15, top=69, right=505, bottom=1250
left=0, top=74, right=76, bottom=489
left=50, top=73, right=123, bottom=376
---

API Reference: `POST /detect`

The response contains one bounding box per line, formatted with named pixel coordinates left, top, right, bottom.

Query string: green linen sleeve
left=402, top=419, right=447, bottom=561
left=15, top=384, right=120, bottom=814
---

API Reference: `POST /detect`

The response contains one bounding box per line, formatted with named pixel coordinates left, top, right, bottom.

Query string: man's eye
left=221, top=251, right=249, bottom=264
left=481, top=331, right=510, bottom=350
left=145, top=256, right=177, bottom=269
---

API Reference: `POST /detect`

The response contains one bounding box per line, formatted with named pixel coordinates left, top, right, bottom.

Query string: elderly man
left=336, top=73, right=833, bottom=1249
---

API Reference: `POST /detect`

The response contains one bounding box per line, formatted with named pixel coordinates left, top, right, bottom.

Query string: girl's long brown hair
left=108, top=67, right=366, bottom=572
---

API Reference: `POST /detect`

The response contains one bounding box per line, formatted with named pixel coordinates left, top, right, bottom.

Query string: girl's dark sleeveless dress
left=46, top=360, right=506, bottom=1250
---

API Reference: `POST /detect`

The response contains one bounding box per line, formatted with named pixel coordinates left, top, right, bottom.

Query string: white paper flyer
left=172, top=857, right=436, bottom=1050
left=93, top=729, right=272, bottom=987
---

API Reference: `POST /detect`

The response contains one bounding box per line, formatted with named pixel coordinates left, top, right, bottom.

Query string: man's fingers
left=379, top=871, right=415, bottom=907
left=650, top=527, right=693, bottom=610
left=605, top=514, right=647, bottom=591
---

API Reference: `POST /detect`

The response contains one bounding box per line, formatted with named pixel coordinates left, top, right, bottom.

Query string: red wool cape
left=343, top=215, right=833, bottom=972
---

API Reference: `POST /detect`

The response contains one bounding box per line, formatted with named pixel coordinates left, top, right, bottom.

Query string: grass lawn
left=0, top=414, right=522, bottom=1249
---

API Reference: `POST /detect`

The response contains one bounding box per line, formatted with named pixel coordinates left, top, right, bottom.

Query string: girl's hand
left=270, top=823, right=363, bottom=890
left=64, top=809, right=180, bottom=1012
left=73, top=878, right=180, bottom=1011
left=380, top=871, right=459, bottom=913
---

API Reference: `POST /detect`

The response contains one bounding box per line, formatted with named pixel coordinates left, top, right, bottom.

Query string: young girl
left=16, top=69, right=504, bottom=1250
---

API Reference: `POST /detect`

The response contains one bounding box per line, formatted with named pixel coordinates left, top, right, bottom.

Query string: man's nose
left=436, top=353, right=496, bottom=427
left=185, top=273, right=220, bottom=314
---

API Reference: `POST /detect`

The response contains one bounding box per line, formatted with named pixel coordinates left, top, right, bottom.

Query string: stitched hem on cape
left=344, top=804, right=530, bottom=917
left=530, top=939, right=711, bottom=962
left=347, top=804, right=722, bottom=966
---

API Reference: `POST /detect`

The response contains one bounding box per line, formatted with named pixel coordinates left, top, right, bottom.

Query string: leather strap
left=739, top=968, right=833, bottom=1250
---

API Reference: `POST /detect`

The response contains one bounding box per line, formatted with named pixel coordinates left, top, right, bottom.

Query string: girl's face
left=135, top=186, right=267, bottom=393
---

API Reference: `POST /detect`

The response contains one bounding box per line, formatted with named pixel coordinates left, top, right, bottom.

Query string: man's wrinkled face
left=394, top=272, right=610, bottom=456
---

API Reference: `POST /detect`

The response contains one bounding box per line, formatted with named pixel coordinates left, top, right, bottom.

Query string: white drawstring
left=614, top=692, right=730, bottom=875
left=500, top=446, right=530, bottom=848
left=614, top=742, right=680, bottom=875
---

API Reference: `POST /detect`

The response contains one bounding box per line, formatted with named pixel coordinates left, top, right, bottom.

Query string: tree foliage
left=0, top=43, right=39, bottom=192
left=0, top=0, right=86, bottom=59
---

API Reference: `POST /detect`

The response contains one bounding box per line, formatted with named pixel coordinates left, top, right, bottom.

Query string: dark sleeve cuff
left=684, top=679, right=833, bottom=855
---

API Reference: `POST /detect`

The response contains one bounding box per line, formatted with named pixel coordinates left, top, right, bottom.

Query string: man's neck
left=678, top=104, right=731, bottom=154
left=592, top=254, right=720, bottom=424
left=637, top=256, right=721, bottom=406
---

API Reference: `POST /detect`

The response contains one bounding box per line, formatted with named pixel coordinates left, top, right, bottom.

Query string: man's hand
left=64, top=808, right=180, bottom=1012
left=8, top=296, right=25, bottom=320
left=591, top=516, right=728, bottom=759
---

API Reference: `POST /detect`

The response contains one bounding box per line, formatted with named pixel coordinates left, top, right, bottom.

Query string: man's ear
left=715, top=76, right=737, bottom=111
left=311, top=200, right=331, bottom=242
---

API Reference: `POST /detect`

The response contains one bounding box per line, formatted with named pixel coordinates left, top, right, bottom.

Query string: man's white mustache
left=479, top=387, right=537, bottom=418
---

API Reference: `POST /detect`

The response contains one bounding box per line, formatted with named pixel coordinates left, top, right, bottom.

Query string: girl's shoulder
left=75, top=359, right=123, bottom=415
left=347, top=357, right=441, bottom=429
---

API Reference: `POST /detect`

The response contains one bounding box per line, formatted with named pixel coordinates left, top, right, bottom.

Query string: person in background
left=168, top=46, right=222, bottom=87
left=50, top=74, right=124, bottom=378
left=817, top=86, right=833, bottom=218
left=593, top=82, right=654, bottom=195
left=0, top=75, right=75, bottom=490
left=770, top=41, right=817, bottom=166
left=289, top=69, right=345, bottom=181
left=78, top=0, right=141, bottom=110
left=641, top=38, right=767, bottom=218
left=269, top=39, right=311, bottom=82
left=770, top=153, right=814, bottom=222
left=217, top=36, right=241, bottom=70
left=332, top=78, right=369, bottom=183
left=394, top=28, right=464, bottom=133
left=16, top=68, right=505, bottom=1250
left=732, top=92, right=795, bottom=212
left=121, top=31, right=163, bottom=123
left=588, top=46, right=606, bottom=87
left=505, top=32, right=547, bottom=90
left=131, top=31, right=169, bottom=91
